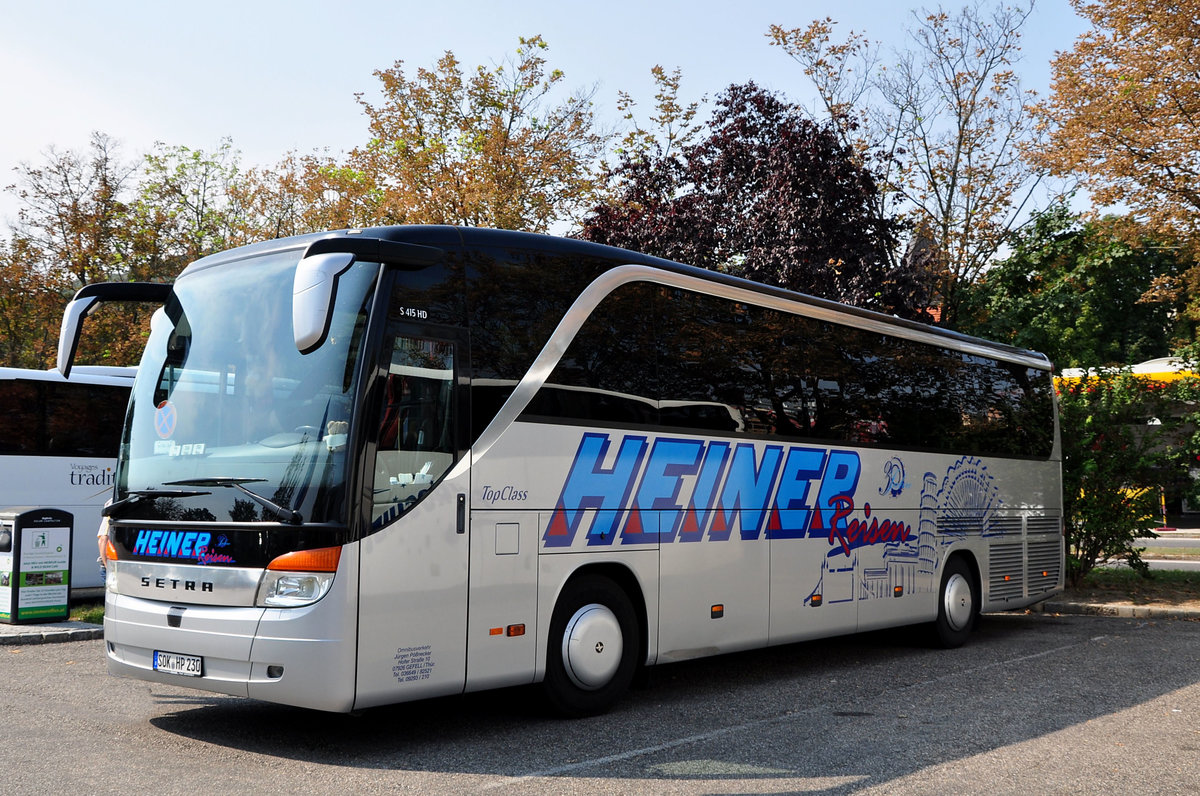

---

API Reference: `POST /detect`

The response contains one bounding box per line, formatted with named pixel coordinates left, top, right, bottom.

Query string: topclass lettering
left=480, top=485, right=529, bottom=504
left=544, top=433, right=910, bottom=553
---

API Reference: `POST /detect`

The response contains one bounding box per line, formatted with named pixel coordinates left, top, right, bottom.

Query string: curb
left=0, top=621, right=104, bottom=646
left=1033, top=601, right=1200, bottom=620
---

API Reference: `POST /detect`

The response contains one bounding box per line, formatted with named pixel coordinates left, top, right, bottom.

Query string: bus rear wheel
left=932, top=556, right=978, bottom=648
left=542, top=575, right=638, bottom=717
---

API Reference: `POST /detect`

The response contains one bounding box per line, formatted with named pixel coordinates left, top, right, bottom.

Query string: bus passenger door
left=355, top=330, right=471, bottom=709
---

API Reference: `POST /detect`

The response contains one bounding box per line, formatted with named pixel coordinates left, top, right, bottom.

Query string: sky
left=0, top=0, right=1090, bottom=234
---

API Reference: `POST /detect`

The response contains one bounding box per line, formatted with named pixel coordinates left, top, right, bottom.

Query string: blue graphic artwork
left=879, top=456, right=906, bottom=497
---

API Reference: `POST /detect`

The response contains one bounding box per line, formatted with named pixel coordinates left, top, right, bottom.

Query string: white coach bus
left=60, top=227, right=1063, bottom=715
left=0, top=365, right=134, bottom=589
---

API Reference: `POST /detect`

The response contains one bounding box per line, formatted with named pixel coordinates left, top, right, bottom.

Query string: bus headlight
left=256, top=546, right=341, bottom=608
left=257, top=571, right=336, bottom=607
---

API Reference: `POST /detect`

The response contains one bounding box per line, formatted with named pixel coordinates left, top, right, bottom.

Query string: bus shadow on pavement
left=147, top=611, right=1200, bottom=791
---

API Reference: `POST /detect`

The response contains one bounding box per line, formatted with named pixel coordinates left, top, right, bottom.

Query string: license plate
left=153, top=650, right=203, bottom=677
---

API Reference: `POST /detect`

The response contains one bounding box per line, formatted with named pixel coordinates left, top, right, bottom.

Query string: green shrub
left=1058, top=370, right=1200, bottom=585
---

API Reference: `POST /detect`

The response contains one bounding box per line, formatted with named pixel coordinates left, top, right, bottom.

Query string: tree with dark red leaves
left=582, top=82, right=933, bottom=320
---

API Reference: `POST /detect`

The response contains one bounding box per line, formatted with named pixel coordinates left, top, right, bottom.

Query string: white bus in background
left=0, top=365, right=134, bottom=589
left=62, top=227, right=1063, bottom=715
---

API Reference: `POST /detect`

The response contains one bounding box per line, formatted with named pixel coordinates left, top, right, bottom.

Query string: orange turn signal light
left=490, top=625, right=526, bottom=637
left=266, top=546, right=342, bottom=572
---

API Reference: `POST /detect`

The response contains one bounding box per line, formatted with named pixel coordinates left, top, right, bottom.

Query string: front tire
left=542, top=575, right=639, bottom=717
left=933, top=556, right=978, bottom=648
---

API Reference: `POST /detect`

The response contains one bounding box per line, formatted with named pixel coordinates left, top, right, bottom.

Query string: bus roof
left=181, top=225, right=1053, bottom=370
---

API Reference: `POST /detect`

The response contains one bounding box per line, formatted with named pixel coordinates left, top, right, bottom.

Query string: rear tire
left=542, top=575, right=638, bottom=717
left=932, top=556, right=978, bottom=648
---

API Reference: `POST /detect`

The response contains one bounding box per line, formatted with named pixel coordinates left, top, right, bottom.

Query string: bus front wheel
left=542, top=575, right=638, bottom=717
left=933, top=556, right=978, bottom=648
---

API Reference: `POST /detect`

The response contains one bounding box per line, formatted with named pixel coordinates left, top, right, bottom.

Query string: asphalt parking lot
left=4, top=610, right=1199, bottom=794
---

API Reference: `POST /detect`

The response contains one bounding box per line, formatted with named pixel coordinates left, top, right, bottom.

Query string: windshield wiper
left=165, top=477, right=303, bottom=525
left=103, top=488, right=212, bottom=519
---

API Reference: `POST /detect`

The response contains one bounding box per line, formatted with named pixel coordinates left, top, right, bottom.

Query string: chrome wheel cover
left=942, top=572, right=974, bottom=632
left=561, top=603, right=623, bottom=691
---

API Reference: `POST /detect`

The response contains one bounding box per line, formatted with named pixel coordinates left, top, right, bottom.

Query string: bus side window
left=378, top=375, right=403, bottom=451
left=372, top=336, right=457, bottom=525
left=0, top=380, right=40, bottom=454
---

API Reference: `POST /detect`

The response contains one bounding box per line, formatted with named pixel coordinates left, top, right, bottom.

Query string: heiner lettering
left=131, top=529, right=235, bottom=564
left=544, top=432, right=911, bottom=553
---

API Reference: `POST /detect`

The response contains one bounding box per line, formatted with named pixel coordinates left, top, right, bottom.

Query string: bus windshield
left=115, top=250, right=379, bottom=524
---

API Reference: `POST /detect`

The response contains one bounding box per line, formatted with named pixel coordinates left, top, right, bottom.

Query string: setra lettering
left=139, top=576, right=215, bottom=592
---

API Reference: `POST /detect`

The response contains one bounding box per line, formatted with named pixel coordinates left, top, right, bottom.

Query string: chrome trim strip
left=112, top=560, right=263, bottom=607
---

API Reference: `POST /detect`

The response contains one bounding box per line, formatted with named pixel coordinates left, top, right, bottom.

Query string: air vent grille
left=989, top=543, right=1024, bottom=600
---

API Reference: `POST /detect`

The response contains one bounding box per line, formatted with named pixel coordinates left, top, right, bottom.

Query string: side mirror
left=56, top=294, right=102, bottom=378
left=293, top=252, right=356, bottom=354
left=292, top=236, right=444, bottom=354
left=57, top=282, right=173, bottom=378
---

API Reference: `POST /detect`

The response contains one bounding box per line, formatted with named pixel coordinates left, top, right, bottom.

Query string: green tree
left=963, top=204, right=1188, bottom=368
left=131, top=139, right=246, bottom=274
left=1058, top=371, right=1200, bottom=584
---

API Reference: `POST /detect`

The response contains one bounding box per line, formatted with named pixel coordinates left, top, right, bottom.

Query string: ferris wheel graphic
left=931, top=456, right=1002, bottom=537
